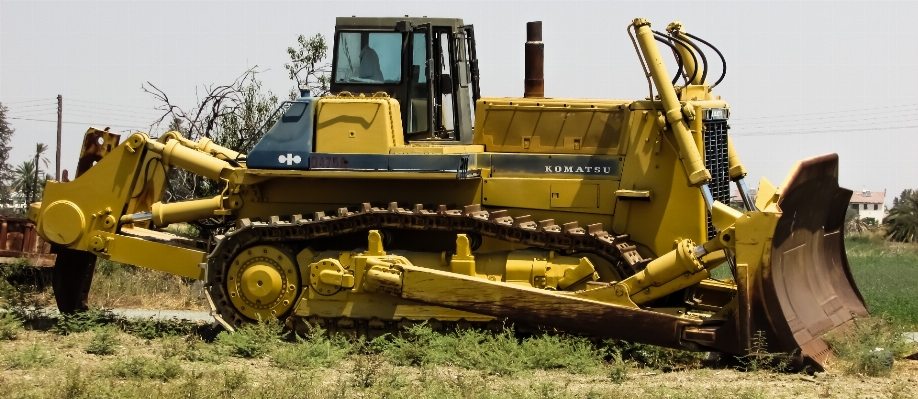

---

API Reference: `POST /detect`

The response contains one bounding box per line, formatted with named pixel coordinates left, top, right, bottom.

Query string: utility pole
left=56, top=94, right=62, bottom=181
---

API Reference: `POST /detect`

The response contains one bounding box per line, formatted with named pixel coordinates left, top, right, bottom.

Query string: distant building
left=850, top=189, right=886, bottom=222
left=730, top=187, right=757, bottom=209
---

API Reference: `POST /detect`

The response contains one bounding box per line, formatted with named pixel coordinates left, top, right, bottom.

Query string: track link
left=206, top=203, right=648, bottom=330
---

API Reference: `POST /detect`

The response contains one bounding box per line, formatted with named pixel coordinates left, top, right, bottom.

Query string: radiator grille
left=703, top=118, right=730, bottom=239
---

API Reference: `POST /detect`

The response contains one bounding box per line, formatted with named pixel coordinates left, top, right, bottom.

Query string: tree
left=145, top=69, right=279, bottom=205
left=844, top=206, right=873, bottom=235
left=30, top=143, right=49, bottom=203
left=885, top=189, right=918, bottom=243
left=285, top=33, right=330, bottom=97
left=0, top=103, right=15, bottom=211
left=11, top=160, right=49, bottom=212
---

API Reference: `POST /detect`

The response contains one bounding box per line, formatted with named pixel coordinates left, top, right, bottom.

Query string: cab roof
left=335, top=17, right=465, bottom=31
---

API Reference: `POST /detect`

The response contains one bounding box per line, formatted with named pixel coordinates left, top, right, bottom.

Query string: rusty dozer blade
left=756, top=154, right=868, bottom=369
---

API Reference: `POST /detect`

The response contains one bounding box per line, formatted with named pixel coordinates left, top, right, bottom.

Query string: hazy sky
left=2, top=1, right=916, bottom=206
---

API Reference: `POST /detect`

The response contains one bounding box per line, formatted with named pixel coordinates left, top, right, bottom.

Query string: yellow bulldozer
left=29, top=17, right=867, bottom=370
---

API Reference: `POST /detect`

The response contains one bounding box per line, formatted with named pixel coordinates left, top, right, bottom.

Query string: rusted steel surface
left=0, top=216, right=56, bottom=267
left=76, top=129, right=121, bottom=178
left=524, top=21, right=544, bottom=98
left=765, top=153, right=868, bottom=368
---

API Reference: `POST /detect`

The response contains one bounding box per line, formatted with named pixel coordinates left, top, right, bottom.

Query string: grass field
left=844, top=235, right=918, bottom=328
left=0, top=236, right=916, bottom=398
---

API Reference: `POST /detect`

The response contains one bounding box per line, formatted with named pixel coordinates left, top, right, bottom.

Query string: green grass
left=3, top=342, right=55, bottom=370
left=845, top=235, right=918, bottom=328
left=0, top=312, right=22, bottom=340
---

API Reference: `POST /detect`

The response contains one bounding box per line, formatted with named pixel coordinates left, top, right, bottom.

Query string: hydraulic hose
left=654, top=30, right=698, bottom=85
left=653, top=34, right=684, bottom=86
left=684, top=32, right=727, bottom=88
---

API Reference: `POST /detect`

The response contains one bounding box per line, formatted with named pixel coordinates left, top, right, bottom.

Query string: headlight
left=703, top=108, right=729, bottom=120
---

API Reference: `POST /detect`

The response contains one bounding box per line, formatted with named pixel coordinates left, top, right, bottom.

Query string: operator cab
left=247, top=17, right=481, bottom=170
left=331, top=17, right=480, bottom=144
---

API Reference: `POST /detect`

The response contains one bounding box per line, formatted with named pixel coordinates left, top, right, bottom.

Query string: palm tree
left=885, top=189, right=918, bottom=243
left=12, top=160, right=37, bottom=210
left=30, top=143, right=49, bottom=204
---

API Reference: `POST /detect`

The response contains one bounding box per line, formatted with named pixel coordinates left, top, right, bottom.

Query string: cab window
left=334, top=32, right=403, bottom=84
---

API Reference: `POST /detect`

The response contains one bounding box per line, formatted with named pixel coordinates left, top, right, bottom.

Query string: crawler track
left=206, top=203, right=648, bottom=332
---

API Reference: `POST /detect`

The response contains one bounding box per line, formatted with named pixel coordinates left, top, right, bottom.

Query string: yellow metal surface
left=40, top=201, right=85, bottom=245
left=227, top=245, right=300, bottom=320
left=151, top=195, right=223, bottom=227
left=620, top=238, right=704, bottom=303
left=482, top=178, right=617, bottom=215
left=613, top=108, right=706, bottom=255
left=614, top=189, right=651, bottom=200
left=389, top=144, right=485, bottom=154
left=95, top=231, right=205, bottom=279
left=632, top=19, right=710, bottom=186
left=314, top=94, right=404, bottom=154
left=473, top=98, right=630, bottom=154
left=32, top=131, right=148, bottom=251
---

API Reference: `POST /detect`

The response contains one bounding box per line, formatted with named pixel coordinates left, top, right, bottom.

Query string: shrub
left=123, top=317, right=193, bottom=340
left=604, top=339, right=706, bottom=371
left=110, top=356, right=183, bottom=381
left=160, top=335, right=224, bottom=364
left=272, top=326, right=351, bottom=369
left=373, top=323, right=606, bottom=375
left=214, top=319, right=284, bottom=358
left=85, top=326, right=120, bottom=356
left=608, top=350, right=630, bottom=384
left=0, top=312, right=22, bottom=340
left=3, top=342, right=55, bottom=369
left=736, top=331, right=793, bottom=372
left=57, top=367, right=91, bottom=399
left=53, top=308, right=117, bottom=335
left=826, top=317, right=912, bottom=376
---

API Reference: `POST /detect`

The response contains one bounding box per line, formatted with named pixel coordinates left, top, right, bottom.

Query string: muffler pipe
left=524, top=21, right=544, bottom=98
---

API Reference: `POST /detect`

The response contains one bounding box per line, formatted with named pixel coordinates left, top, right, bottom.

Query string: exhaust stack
left=524, top=21, right=544, bottom=98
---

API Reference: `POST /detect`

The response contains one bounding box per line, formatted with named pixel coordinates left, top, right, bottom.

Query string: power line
left=4, top=102, right=58, bottom=109
left=732, top=109, right=918, bottom=127
left=0, top=98, right=56, bottom=105
left=730, top=103, right=918, bottom=121
left=7, top=110, right=59, bottom=118
left=8, top=117, right=153, bottom=130
left=65, top=103, right=163, bottom=119
left=735, top=116, right=918, bottom=132
left=68, top=99, right=161, bottom=111
left=732, top=124, right=918, bottom=137
left=62, top=111, right=160, bottom=125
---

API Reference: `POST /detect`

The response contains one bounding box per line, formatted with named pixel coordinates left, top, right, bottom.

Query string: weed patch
left=214, top=319, right=284, bottom=358
left=604, top=340, right=705, bottom=371
left=160, top=335, right=224, bottom=363
left=122, top=316, right=193, bottom=339
left=109, top=356, right=183, bottom=381
left=736, top=331, right=794, bottom=372
left=272, top=326, right=351, bottom=369
left=53, top=307, right=116, bottom=335
left=85, top=326, right=120, bottom=356
left=0, top=312, right=22, bottom=340
left=826, top=317, right=913, bottom=376
left=2, top=342, right=55, bottom=369
left=373, top=323, right=606, bottom=375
